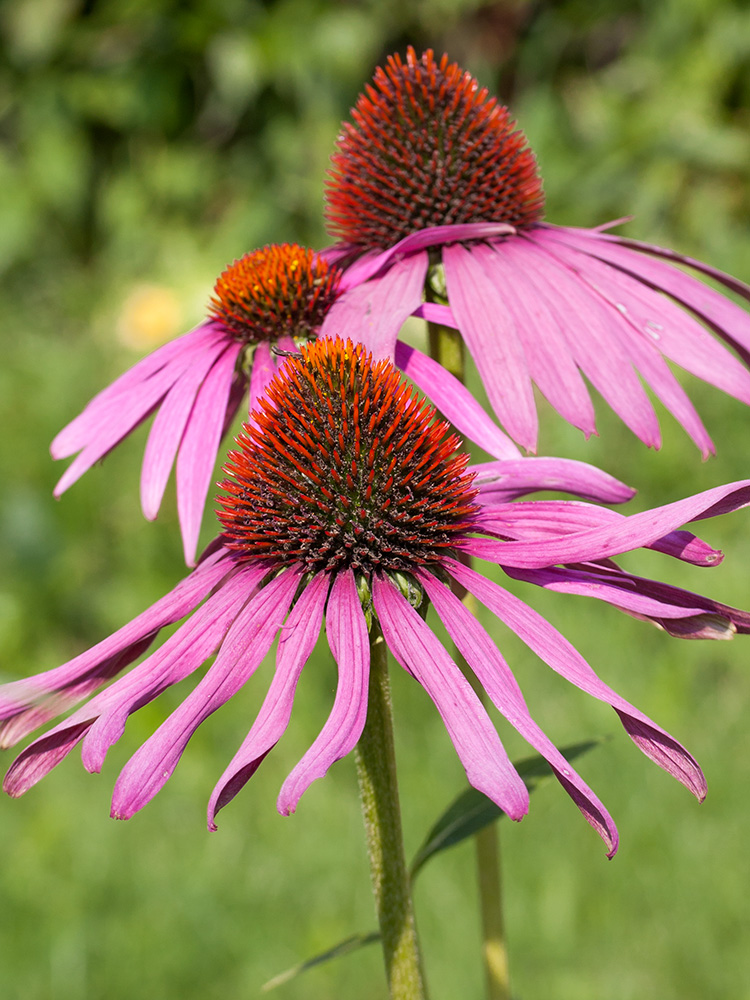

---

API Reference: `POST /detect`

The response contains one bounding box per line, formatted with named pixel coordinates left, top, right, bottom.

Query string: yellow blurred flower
left=117, top=285, right=182, bottom=350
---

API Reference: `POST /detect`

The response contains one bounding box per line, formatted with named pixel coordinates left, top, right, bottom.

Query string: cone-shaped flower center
left=208, top=244, right=341, bottom=344
left=218, top=337, right=479, bottom=576
left=325, top=47, right=545, bottom=251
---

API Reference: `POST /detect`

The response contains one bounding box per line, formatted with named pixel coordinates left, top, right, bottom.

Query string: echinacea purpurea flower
left=51, top=245, right=342, bottom=565
left=5, top=339, right=750, bottom=858
left=323, top=47, right=750, bottom=456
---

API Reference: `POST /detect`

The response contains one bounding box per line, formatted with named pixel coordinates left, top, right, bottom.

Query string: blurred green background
left=1, top=0, right=750, bottom=997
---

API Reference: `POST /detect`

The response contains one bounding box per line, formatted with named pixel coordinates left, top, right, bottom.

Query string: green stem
left=355, top=626, right=428, bottom=1000
left=426, top=303, right=512, bottom=1000
left=475, top=822, right=511, bottom=1000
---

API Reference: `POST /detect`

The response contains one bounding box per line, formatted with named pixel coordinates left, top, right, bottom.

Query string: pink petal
left=110, top=566, right=300, bottom=820
left=0, top=548, right=234, bottom=746
left=207, top=571, right=331, bottom=829
left=53, top=365, right=184, bottom=497
left=50, top=323, right=223, bottom=459
left=474, top=499, right=719, bottom=566
left=2, top=560, right=261, bottom=796
left=419, top=570, right=618, bottom=855
left=140, top=340, right=233, bottom=520
left=481, top=241, right=597, bottom=435
left=465, top=481, right=750, bottom=568
left=511, top=234, right=662, bottom=447
left=394, top=340, right=521, bottom=460
left=337, top=222, right=516, bottom=290
left=445, top=558, right=706, bottom=800
left=321, top=252, right=428, bottom=360
left=471, top=457, right=634, bottom=504
left=504, top=562, right=746, bottom=639
left=277, top=569, right=370, bottom=815
left=176, top=345, right=241, bottom=565
left=542, top=226, right=750, bottom=381
left=3, top=722, right=93, bottom=797
left=412, top=301, right=457, bottom=326
left=444, top=242, right=538, bottom=451
left=80, top=564, right=267, bottom=772
left=529, top=232, right=746, bottom=454
left=247, top=341, right=278, bottom=418
left=372, top=573, right=529, bottom=820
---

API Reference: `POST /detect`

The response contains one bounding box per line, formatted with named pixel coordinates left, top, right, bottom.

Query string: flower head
left=218, top=339, right=478, bottom=575
left=326, top=48, right=544, bottom=249
left=52, top=244, right=342, bottom=566
left=208, top=245, right=339, bottom=342
left=323, top=47, right=750, bottom=457
left=5, top=339, right=750, bottom=857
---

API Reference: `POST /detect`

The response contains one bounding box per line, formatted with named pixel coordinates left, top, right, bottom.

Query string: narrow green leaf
left=409, top=739, right=603, bottom=878
left=261, top=932, right=381, bottom=991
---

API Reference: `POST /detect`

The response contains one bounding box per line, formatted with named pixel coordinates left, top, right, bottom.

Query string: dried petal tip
left=208, top=244, right=341, bottom=344
left=326, top=46, right=544, bottom=250
left=217, top=337, right=479, bottom=576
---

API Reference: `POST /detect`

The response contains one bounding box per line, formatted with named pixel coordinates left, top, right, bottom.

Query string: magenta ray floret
left=6, top=338, right=750, bottom=857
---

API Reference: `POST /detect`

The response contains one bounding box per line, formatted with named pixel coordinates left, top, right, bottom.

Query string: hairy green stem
left=355, top=627, right=428, bottom=1000
left=475, top=822, right=511, bottom=1000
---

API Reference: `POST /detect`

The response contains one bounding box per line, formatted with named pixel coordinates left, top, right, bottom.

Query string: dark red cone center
left=325, top=47, right=545, bottom=251
left=217, top=337, right=479, bottom=576
left=209, top=244, right=341, bottom=344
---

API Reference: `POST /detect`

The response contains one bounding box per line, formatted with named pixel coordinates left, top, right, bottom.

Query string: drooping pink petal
left=443, top=242, right=538, bottom=451
left=471, top=457, right=634, bottom=504
left=80, top=564, right=268, bottom=772
left=0, top=548, right=235, bottom=746
left=510, top=234, right=662, bottom=447
left=539, top=226, right=750, bottom=394
left=527, top=231, right=750, bottom=453
left=110, top=566, right=300, bottom=820
left=336, top=222, right=516, bottom=290
left=504, top=562, right=749, bottom=639
left=558, top=227, right=750, bottom=363
left=277, top=569, right=370, bottom=815
left=463, top=481, right=750, bottom=569
left=372, top=573, right=529, bottom=820
left=472, top=500, right=720, bottom=566
left=176, top=345, right=242, bottom=565
left=207, top=571, right=331, bottom=829
left=394, top=340, right=521, bottom=461
left=601, top=229, right=750, bottom=303
left=53, top=363, right=189, bottom=497
left=543, top=253, right=714, bottom=454
left=2, top=561, right=263, bottom=796
left=50, top=323, right=225, bottom=459
left=419, top=570, right=618, bottom=855
left=480, top=240, right=597, bottom=435
left=140, top=339, right=232, bottom=520
left=445, top=558, right=706, bottom=799
left=2, top=722, right=93, bottom=798
left=321, top=252, right=428, bottom=360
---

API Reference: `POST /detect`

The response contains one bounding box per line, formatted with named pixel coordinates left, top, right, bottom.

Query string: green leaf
left=409, top=739, right=603, bottom=879
left=261, top=932, right=380, bottom=992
